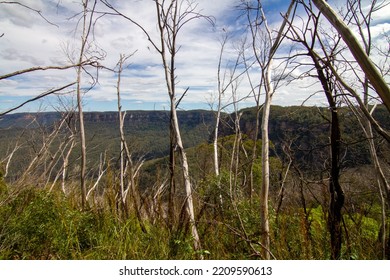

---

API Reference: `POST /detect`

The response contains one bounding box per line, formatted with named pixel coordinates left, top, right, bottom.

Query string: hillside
left=1, top=105, right=389, bottom=260
left=1, top=105, right=389, bottom=177
left=222, top=105, right=390, bottom=170
left=0, top=110, right=217, bottom=177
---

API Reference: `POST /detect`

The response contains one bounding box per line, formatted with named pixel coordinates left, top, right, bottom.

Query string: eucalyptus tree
left=115, top=53, right=147, bottom=233
left=240, top=0, right=295, bottom=259
left=291, top=0, right=390, bottom=260
left=0, top=0, right=102, bottom=201
left=311, top=0, right=390, bottom=112
left=285, top=0, right=349, bottom=259
left=74, top=0, right=101, bottom=210
left=284, top=0, right=390, bottom=259
left=345, top=0, right=390, bottom=259
left=101, top=0, right=214, bottom=256
left=320, top=0, right=390, bottom=259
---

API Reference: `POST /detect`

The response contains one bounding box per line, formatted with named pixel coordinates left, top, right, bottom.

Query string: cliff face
left=0, top=112, right=63, bottom=128
left=0, top=110, right=218, bottom=160
left=220, top=105, right=390, bottom=170
left=1, top=106, right=388, bottom=167
left=0, top=110, right=217, bottom=129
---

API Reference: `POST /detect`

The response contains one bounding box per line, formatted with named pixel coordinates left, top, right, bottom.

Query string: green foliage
left=0, top=107, right=388, bottom=260
left=0, top=186, right=203, bottom=260
left=0, top=188, right=101, bottom=259
left=0, top=182, right=385, bottom=260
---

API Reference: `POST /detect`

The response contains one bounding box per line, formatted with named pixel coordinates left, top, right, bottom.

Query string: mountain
left=0, top=110, right=218, bottom=170
left=221, top=105, right=390, bottom=170
left=1, top=106, right=389, bottom=178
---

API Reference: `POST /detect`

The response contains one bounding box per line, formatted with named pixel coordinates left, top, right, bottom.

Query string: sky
left=0, top=0, right=389, bottom=113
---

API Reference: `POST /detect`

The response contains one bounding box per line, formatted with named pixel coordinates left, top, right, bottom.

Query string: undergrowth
left=0, top=183, right=384, bottom=260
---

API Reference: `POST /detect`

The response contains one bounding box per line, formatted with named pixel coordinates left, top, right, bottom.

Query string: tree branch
left=0, top=82, right=76, bottom=116
left=0, top=1, right=59, bottom=27
left=0, top=62, right=99, bottom=80
left=312, top=0, right=390, bottom=112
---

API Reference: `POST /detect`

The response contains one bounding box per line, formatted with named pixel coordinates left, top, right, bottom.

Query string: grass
left=0, top=177, right=385, bottom=260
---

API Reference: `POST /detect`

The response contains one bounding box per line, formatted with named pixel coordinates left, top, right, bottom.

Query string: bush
left=0, top=188, right=101, bottom=259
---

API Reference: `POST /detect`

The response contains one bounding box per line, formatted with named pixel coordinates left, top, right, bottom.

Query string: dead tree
left=286, top=0, right=348, bottom=259
left=311, top=0, right=390, bottom=112
left=242, top=0, right=295, bottom=259
left=116, top=53, right=147, bottom=233
left=338, top=0, right=390, bottom=259
left=74, top=0, right=100, bottom=209
left=101, top=0, right=214, bottom=256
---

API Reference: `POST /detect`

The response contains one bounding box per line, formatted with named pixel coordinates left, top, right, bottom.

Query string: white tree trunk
left=312, top=0, right=390, bottom=111
left=76, top=0, right=96, bottom=209
left=260, top=62, right=273, bottom=260
left=172, top=104, right=202, bottom=252
left=257, top=0, right=295, bottom=259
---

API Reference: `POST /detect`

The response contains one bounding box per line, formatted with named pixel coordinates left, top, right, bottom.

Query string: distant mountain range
left=1, top=106, right=389, bottom=173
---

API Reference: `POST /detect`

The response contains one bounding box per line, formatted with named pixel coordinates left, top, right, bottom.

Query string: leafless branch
left=175, top=87, right=189, bottom=108
left=0, top=82, right=76, bottom=117
left=0, top=61, right=102, bottom=81
left=0, top=1, right=59, bottom=27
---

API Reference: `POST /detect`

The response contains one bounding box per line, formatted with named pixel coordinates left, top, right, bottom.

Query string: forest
left=0, top=0, right=390, bottom=260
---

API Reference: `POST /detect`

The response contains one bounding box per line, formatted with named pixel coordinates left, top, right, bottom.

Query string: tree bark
left=155, top=0, right=202, bottom=255
left=168, top=108, right=177, bottom=231
left=116, top=54, right=147, bottom=232
left=312, top=0, right=390, bottom=112
left=310, top=49, right=344, bottom=259
left=260, top=74, right=272, bottom=260
left=76, top=0, right=97, bottom=209
left=256, top=0, right=295, bottom=259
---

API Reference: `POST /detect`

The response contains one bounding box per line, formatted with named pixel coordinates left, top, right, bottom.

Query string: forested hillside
left=1, top=106, right=389, bottom=259
left=2, top=105, right=388, bottom=178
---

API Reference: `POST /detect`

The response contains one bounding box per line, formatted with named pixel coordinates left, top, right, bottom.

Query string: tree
left=75, top=0, right=99, bottom=210
left=1, top=1, right=105, bottom=210
left=333, top=0, right=390, bottom=259
left=102, top=0, right=213, bottom=257
left=311, top=0, right=390, bottom=112
left=289, top=0, right=390, bottom=260
left=212, top=31, right=248, bottom=210
left=116, top=53, right=147, bottom=233
left=284, top=0, right=378, bottom=259
left=242, top=0, right=295, bottom=259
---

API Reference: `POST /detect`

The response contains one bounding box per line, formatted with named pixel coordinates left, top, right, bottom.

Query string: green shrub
left=0, top=188, right=101, bottom=259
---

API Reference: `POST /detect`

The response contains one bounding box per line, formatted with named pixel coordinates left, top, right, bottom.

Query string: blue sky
left=1, top=0, right=389, bottom=113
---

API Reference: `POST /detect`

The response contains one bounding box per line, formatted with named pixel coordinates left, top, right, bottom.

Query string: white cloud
left=1, top=0, right=389, bottom=113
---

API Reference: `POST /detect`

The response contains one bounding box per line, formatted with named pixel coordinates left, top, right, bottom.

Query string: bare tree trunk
left=260, top=77, right=272, bottom=260
left=116, top=54, right=147, bottom=233
left=285, top=1, right=347, bottom=259
left=76, top=0, right=97, bottom=209
left=310, top=49, right=344, bottom=259
left=168, top=108, right=177, bottom=231
left=101, top=0, right=211, bottom=257
left=312, top=0, right=390, bottom=112
left=249, top=105, right=261, bottom=202
left=252, top=0, right=295, bottom=259
left=155, top=0, right=203, bottom=255
left=61, top=137, right=76, bottom=194
left=77, top=66, right=87, bottom=209
left=328, top=0, right=390, bottom=258
left=172, top=103, right=202, bottom=252
left=326, top=100, right=344, bottom=260
left=117, top=55, right=128, bottom=217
